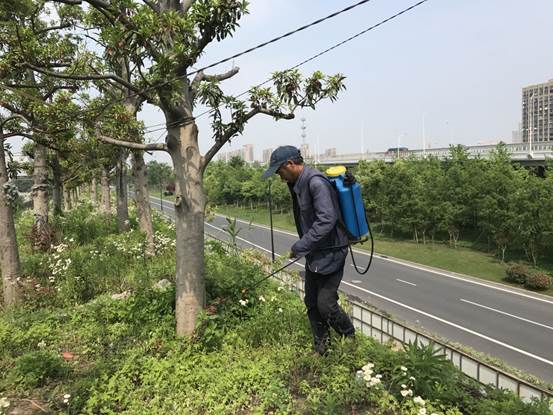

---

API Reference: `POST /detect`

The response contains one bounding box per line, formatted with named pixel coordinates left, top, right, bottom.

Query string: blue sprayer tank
left=325, top=166, right=369, bottom=241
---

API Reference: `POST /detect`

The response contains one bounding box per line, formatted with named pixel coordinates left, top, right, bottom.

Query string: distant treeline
left=204, top=144, right=553, bottom=265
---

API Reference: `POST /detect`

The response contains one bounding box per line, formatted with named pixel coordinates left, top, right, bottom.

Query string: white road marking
left=207, top=218, right=553, bottom=367
left=340, top=281, right=553, bottom=367
left=396, top=279, right=417, bottom=287
left=215, top=214, right=553, bottom=306
left=460, top=298, right=553, bottom=331
left=351, top=280, right=362, bottom=284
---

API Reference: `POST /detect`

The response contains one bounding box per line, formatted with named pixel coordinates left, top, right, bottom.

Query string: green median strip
left=215, top=205, right=553, bottom=297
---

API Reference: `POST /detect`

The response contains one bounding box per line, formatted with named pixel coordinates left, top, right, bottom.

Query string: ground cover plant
left=0, top=205, right=551, bottom=414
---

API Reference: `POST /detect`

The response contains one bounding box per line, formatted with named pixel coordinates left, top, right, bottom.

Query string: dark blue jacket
left=289, top=166, right=349, bottom=274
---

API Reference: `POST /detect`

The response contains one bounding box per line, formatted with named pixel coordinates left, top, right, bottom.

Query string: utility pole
left=300, top=117, right=308, bottom=160
left=268, top=180, right=275, bottom=262
left=422, top=115, right=426, bottom=156
left=159, top=177, right=163, bottom=212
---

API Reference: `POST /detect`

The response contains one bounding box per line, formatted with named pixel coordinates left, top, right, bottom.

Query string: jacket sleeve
left=291, top=177, right=337, bottom=257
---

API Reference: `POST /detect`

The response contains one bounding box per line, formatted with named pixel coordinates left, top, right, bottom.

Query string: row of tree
left=0, top=0, right=346, bottom=335
left=203, top=145, right=553, bottom=266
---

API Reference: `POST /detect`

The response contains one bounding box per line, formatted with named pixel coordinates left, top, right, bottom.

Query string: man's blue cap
left=262, top=145, right=301, bottom=179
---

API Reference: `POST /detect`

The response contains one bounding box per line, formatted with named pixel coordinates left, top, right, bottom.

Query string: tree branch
left=202, top=107, right=294, bottom=171
left=191, top=67, right=240, bottom=100
left=142, top=0, right=159, bottom=13
left=35, top=23, right=72, bottom=35
left=98, top=134, right=168, bottom=152
left=24, top=63, right=153, bottom=101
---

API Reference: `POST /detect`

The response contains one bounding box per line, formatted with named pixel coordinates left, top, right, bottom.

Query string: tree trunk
left=101, top=167, right=110, bottom=213
left=71, top=188, right=78, bottom=206
left=131, top=150, right=155, bottom=254
left=63, top=185, right=72, bottom=210
left=116, top=155, right=130, bottom=232
left=31, top=143, right=51, bottom=251
left=51, top=154, right=63, bottom=215
left=91, top=177, right=98, bottom=207
left=0, top=137, right=21, bottom=306
left=170, top=123, right=206, bottom=336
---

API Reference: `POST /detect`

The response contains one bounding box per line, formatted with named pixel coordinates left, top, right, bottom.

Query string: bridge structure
left=310, top=142, right=553, bottom=167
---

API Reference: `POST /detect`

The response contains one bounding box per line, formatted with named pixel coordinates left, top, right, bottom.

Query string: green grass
left=149, top=188, right=176, bottom=202
left=215, top=205, right=553, bottom=297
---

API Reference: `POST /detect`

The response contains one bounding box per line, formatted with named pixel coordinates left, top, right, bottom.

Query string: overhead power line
left=143, top=0, right=430, bottom=134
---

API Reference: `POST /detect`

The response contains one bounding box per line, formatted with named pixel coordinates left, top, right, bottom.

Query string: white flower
left=362, top=363, right=374, bottom=371
left=400, top=389, right=411, bottom=397
left=401, top=366, right=408, bottom=372
left=375, top=374, right=382, bottom=379
left=278, top=308, right=283, bottom=313
left=418, top=408, right=427, bottom=415
left=238, top=299, right=248, bottom=307
left=63, top=394, right=71, bottom=399
left=258, top=296, right=266, bottom=302
left=277, top=286, right=284, bottom=292
left=368, top=377, right=381, bottom=386
left=401, top=384, right=407, bottom=389
left=409, top=376, right=416, bottom=381
left=413, top=396, right=425, bottom=406
left=37, top=340, right=46, bottom=348
left=0, top=397, right=10, bottom=408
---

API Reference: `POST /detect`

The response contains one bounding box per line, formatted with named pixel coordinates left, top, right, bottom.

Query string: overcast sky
left=141, top=0, right=553, bottom=164
left=12, top=0, right=553, bottom=164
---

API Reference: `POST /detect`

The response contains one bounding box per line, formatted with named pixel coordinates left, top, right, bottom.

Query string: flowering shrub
left=505, top=263, right=532, bottom=284
left=524, top=272, right=552, bottom=290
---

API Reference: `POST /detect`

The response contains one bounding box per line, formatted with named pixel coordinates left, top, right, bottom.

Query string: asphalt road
left=148, top=195, right=553, bottom=384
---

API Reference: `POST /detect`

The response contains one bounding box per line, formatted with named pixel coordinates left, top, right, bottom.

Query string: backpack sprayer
left=250, top=166, right=374, bottom=289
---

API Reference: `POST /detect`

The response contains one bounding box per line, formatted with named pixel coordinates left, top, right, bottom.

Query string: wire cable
left=143, top=0, right=429, bottom=133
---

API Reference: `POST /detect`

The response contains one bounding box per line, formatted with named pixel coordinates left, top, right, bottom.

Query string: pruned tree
left=35, top=0, right=346, bottom=335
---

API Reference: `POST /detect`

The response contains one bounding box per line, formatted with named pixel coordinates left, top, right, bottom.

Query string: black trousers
left=304, top=262, right=355, bottom=352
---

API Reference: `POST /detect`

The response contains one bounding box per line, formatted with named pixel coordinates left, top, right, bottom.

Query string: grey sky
left=10, top=1, right=553, bottom=164
left=141, top=0, right=553, bottom=164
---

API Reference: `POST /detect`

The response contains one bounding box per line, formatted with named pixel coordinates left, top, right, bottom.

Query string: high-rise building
left=218, top=144, right=255, bottom=163
left=522, top=79, right=553, bottom=143
left=300, top=143, right=310, bottom=160
left=243, top=144, right=254, bottom=162
left=262, top=148, right=273, bottom=164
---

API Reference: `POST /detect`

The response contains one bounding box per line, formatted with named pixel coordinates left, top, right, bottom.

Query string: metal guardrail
left=202, top=231, right=553, bottom=407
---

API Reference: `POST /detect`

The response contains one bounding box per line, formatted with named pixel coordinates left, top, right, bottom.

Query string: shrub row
left=505, top=264, right=552, bottom=290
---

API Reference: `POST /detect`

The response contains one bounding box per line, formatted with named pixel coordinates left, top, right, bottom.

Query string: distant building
left=262, top=148, right=273, bottom=164
left=324, top=148, right=337, bottom=157
left=522, top=78, right=553, bottom=143
left=300, top=143, right=310, bottom=160
left=218, top=144, right=255, bottom=163
left=243, top=144, right=254, bottom=163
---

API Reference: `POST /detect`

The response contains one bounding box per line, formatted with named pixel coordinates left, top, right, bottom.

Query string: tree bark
left=116, top=154, right=130, bottom=232
left=131, top=150, right=155, bottom=254
left=91, top=177, right=98, bottom=207
left=0, top=137, right=21, bottom=306
left=70, top=188, right=77, bottom=207
left=51, top=153, right=63, bottom=215
left=63, top=185, right=72, bottom=210
left=170, top=123, right=206, bottom=336
left=32, top=143, right=51, bottom=251
left=101, top=166, right=110, bottom=213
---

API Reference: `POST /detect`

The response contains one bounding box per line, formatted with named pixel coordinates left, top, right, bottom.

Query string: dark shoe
left=313, top=334, right=330, bottom=356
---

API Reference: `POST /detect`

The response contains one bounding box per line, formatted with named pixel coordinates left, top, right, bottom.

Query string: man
left=263, top=145, right=355, bottom=354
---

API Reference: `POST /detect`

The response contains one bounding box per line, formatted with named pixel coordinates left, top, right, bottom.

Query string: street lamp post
left=159, top=177, right=164, bottom=212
